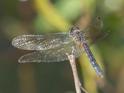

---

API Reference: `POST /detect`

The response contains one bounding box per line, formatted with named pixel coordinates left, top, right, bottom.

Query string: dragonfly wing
left=82, top=16, right=108, bottom=44
left=12, top=33, right=71, bottom=50
left=18, top=43, right=83, bottom=63
left=83, top=28, right=108, bottom=45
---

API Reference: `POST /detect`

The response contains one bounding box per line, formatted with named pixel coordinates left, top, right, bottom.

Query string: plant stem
left=66, top=53, right=81, bottom=93
left=66, top=47, right=89, bottom=93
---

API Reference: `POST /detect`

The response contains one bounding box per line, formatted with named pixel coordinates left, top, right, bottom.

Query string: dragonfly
left=12, top=17, right=106, bottom=78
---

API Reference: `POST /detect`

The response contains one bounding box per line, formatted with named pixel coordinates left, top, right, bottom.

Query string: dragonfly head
left=69, top=26, right=80, bottom=36
left=69, top=26, right=82, bottom=42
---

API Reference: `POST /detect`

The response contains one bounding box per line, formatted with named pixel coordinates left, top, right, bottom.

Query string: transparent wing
left=82, top=16, right=107, bottom=44
left=12, top=33, right=71, bottom=50
left=83, top=28, right=107, bottom=45
left=12, top=17, right=107, bottom=51
left=18, top=43, right=83, bottom=63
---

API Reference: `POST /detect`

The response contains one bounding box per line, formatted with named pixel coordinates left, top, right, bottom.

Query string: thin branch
left=66, top=47, right=89, bottom=93
left=79, top=83, right=89, bottom=93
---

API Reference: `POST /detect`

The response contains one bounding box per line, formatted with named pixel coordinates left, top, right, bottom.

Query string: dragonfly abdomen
left=82, top=42, right=104, bottom=78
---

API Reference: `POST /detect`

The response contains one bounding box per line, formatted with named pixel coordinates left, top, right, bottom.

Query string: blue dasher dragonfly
left=12, top=17, right=106, bottom=77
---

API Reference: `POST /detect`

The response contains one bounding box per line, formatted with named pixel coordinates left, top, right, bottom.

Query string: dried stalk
left=66, top=48, right=89, bottom=93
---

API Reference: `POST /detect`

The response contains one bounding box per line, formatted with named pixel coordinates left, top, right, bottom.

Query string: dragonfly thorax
left=69, top=26, right=85, bottom=43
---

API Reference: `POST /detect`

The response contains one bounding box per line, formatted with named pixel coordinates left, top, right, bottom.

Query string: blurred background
left=0, top=0, right=124, bottom=93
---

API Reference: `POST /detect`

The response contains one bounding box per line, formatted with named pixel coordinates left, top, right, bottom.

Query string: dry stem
left=66, top=47, right=89, bottom=93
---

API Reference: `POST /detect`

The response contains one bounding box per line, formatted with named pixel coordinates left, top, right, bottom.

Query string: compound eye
left=76, top=30, right=80, bottom=34
left=69, top=26, right=80, bottom=37
left=71, top=26, right=79, bottom=31
left=70, top=26, right=80, bottom=34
